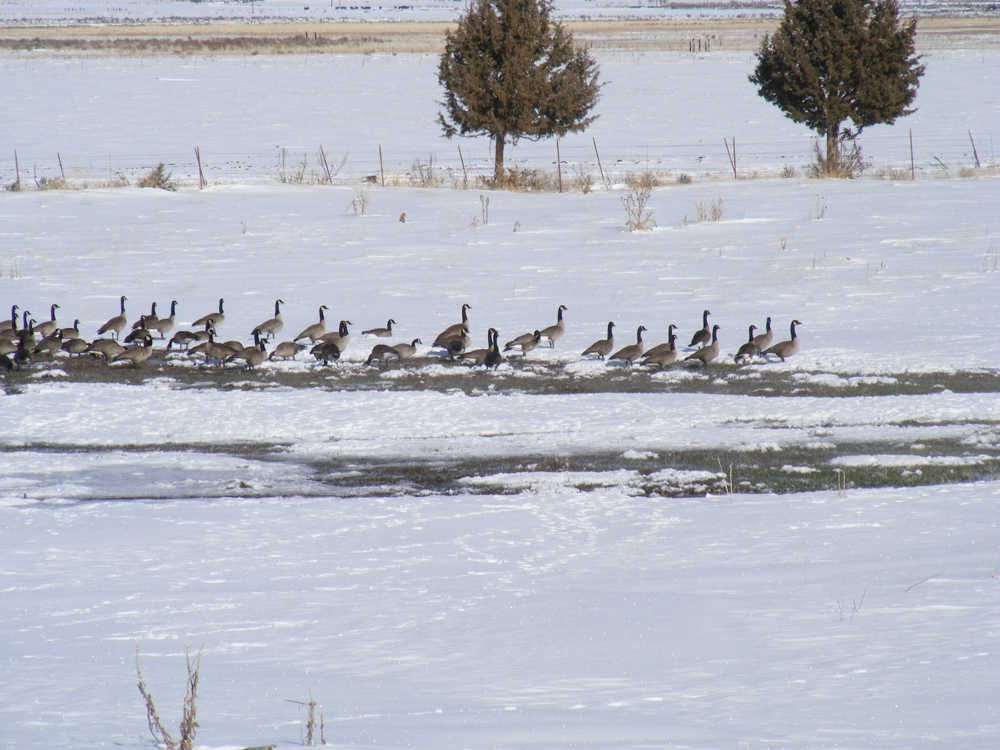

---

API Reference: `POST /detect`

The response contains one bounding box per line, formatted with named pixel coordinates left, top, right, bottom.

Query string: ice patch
left=829, top=454, right=992, bottom=468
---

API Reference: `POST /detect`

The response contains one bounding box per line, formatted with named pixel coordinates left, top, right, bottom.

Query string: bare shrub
left=137, top=163, right=177, bottom=191
left=676, top=173, right=693, bottom=185
left=480, top=166, right=555, bottom=192
left=779, top=164, right=798, bottom=178
left=622, top=185, right=655, bottom=232
left=287, top=693, right=326, bottom=746
left=136, top=642, right=203, bottom=750
left=409, top=155, right=440, bottom=187
left=809, top=138, right=867, bottom=178
left=349, top=187, right=370, bottom=216
left=37, top=176, right=69, bottom=190
left=870, top=165, right=910, bottom=180
left=694, top=198, right=723, bottom=222
left=624, top=171, right=657, bottom=189
left=569, top=166, right=593, bottom=193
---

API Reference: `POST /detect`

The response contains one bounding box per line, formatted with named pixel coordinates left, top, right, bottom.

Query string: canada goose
left=642, top=324, right=679, bottom=360
left=610, top=326, right=647, bottom=366
left=253, top=299, right=284, bottom=340
left=243, top=339, right=269, bottom=370
left=192, top=298, right=225, bottom=329
left=232, top=331, right=263, bottom=361
left=689, top=310, right=711, bottom=348
left=97, top=296, right=128, bottom=340
left=366, top=343, right=401, bottom=368
left=438, top=325, right=470, bottom=358
left=392, top=338, right=421, bottom=360
left=539, top=304, right=568, bottom=348
left=61, top=335, right=89, bottom=356
left=13, top=336, right=32, bottom=369
left=0, top=353, right=11, bottom=372
left=59, top=319, right=81, bottom=340
left=581, top=321, right=616, bottom=360
left=735, top=325, right=758, bottom=363
left=484, top=328, right=505, bottom=370
left=503, top=331, right=536, bottom=351
left=0, top=339, right=16, bottom=356
left=32, top=330, right=63, bottom=358
left=317, top=320, right=352, bottom=351
left=763, top=320, right=802, bottom=362
left=684, top=325, right=721, bottom=367
left=19, top=318, right=37, bottom=348
left=752, top=316, right=773, bottom=352
left=149, top=300, right=178, bottom=339
left=0, top=304, right=15, bottom=332
left=460, top=328, right=496, bottom=365
left=434, top=303, right=471, bottom=347
left=85, top=338, right=125, bottom=362
left=190, top=330, right=238, bottom=365
left=363, top=319, right=395, bottom=337
left=294, top=305, right=329, bottom=342
left=312, top=340, right=342, bottom=365
left=514, top=330, right=543, bottom=357
left=269, top=341, right=306, bottom=361
left=643, top=332, right=679, bottom=369
left=123, top=316, right=151, bottom=344
left=35, top=304, right=61, bottom=338
left=112, top=333, right=154, bottom=368
left=132, top=302, right=158, bottom=331
left=167, top=329, right=206, bottom=352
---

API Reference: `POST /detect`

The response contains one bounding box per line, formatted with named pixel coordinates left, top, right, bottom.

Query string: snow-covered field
left=2, top=25, right=1000, bottom=750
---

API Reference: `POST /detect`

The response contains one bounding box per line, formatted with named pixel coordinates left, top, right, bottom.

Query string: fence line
left=2, top=130, right=996, bottom=190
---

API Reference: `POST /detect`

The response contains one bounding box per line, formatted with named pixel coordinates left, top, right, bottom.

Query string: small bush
left=137, top=163, right=177, bottom=191
left=569, top=166, right=594, bottom=193
left=410, top=155, right=440, bottom=187
left=624, top=171, right=657, bottom=190
left=808, top=139, right=866, bottom=179
left=676, top=173, right=693, bottom=184
left=623, top=185, right=655, bottom=231
left=481, top=166, right=555, bottom=192
left=871, top=166, right=911, bottom=180
left=37, top=176, right=69, bottom=190
left=694, top=198, right=724, bottom=223
left=349, top=187, right=370, bottom=216
left=779, top=164, right=798, bottom=178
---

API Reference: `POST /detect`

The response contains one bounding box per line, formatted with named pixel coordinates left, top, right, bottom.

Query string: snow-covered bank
left=3, top=482, right=999, bottom=749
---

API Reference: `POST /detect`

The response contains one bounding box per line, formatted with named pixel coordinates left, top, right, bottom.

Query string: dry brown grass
left=136, top=642, right=203, bottom=750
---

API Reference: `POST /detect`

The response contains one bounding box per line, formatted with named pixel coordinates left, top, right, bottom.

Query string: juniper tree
left=437, top=0, right=601, bottom=183
left=750, top=0, right=924, bottom=174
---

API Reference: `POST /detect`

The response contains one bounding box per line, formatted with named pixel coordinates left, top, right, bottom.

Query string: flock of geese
left=0, top=298, right=802, bottom=373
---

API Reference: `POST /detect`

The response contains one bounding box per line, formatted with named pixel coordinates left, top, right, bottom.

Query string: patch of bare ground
left=0, top=17, right=997, bottom=56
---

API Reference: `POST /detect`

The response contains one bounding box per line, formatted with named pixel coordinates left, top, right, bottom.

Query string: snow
left=2, top=21, right=1000, bottom=750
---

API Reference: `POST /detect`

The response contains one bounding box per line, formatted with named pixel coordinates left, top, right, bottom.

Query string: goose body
left=434, top=303, right=471, bottom=347
left=503, top=331, right=536, bottom=351
left=642, top=324, right=679, bottom=361
left=58, top=319, right=81, bottom=340
left=0, top=339, right=17, bottom=357
left=86, top=338, right=125, bottom=362
left=439, top=325, right=470, bottom=358
left=735, top=325, right=759, bottom=363
left=312, top=341, right=343, bottom=365
left=149, top=301, right=178, bottom=339
left=0, top=305, right=15, bottom=332
left=123, top=317, right=152, bottom=344
left=270, top=341, right=306, bottom=361
left=61, top=336, right=89, bottom=356
left=295, top=305, right=329, bottom=342
left=253, top=299, right=284, bottom=340
left=97, top=296, right=128, bottom=339
left=643, top=332, right=679, bottom=369
left=363, top=319, right=395, bottom=337
left=35, top=304, right=61, bottom=338
left=242, top=339, right=269, bottom=369
left=112, top=333, right=153, bottom=368
left=317, top=320, right=352, bottom=352
left=366, top=343, right=401, bottom=368
left=689, top=309, right=711, bottom=348
left=132, top=302, right=158, bottom=331
left=460, top=329, right=496, bottom=365
left=32, top=330, right=63, bottom=358
left=684, top=325, right=721, bottom=366
left=763, top=320, right=801, bottom=362
left=752, top=316, right=773, bottom=352
left=610, top=326, right=647, bottom=366
left=582, top=321, right=616, bottom=360
left=192, top=298, right=225, bottom=329
left=167, top=329, right=207, bottom=352
left=538, top=305, right=567, bottom=348
left=392, top=339, right=421, bottom=360
left=484, top=329, right=505, bottom=370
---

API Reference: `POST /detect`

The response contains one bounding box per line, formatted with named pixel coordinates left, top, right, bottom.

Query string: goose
left=0, top=304, right=16, bottom=332
left=317, top=320, right=352, bottom=351
left=366, top=343, right=401, bottom=368
left=232, top=331, right=264, bottom=361
left=643, top=331, right=679, bottom=369
left=688, top=309, right=711, bottom=348
left=363, top=319, right=395, bottom=337
left=242, top=339, right=269, bottom=370
left=269, top=340, right=306, bottom=361
left=763, top=320, right=801, bottom=362
left=13, top=336, right=32, bottom=369
left=149, top=300, right=178, bottom=339
left=189, top=330, right=238, bottom=365
left=684, top=325, right=721, bottom=367
left=19, top=318, right=37, bottom=348
left=642, top=324, right=679, bottom=361
left=752, top=316, right=773, bottom=352
left=484, top=328, right=505, bottom=370
left=438, top=325, right=470, bottom=358
left=221, top=338, right=245, bottom=353
left=192, top=298, right=225, bottom=329
left=35, top=304, right=61, bottom=338
left=85, top=338, right=125, bottom=362
left=253, top=299, right=284, bottom=340
left=123, top=316, right=152, bottom=344
left=32, top=330, right=63, bottom=358
left=735, top=325, right=759, bottom=363
left=0, top=352, right=11, bottom=372
left=434, top=303, right=471, bottom=347
left=539, top=305, right=568, bottom=348
left=112, top=333, right=154, bottom=368
left=503, top=331, right=536, bottom=351
left=61, top=333, right=89, bottom=356
left=581, top=321, right=615, bottom=360
left=132, top=302, right=158, bottom=331
left=610, top=326, right=647, bottom=366
left=59, top=319, right=81, bottom=340
left=511, top=330, right=542, bottom=357
left=312, top=340, right=343, bottom=365
left=460, top=328, right=497, bottom=365
left=167, top=329, right=208, bottom=352
left=0, top=339, right=16, bottom=356
left=294, top=305, right=329, bottom=342
left=97, top=296, right=128, bottom=340
left=392, top=338, right=421, bottom=360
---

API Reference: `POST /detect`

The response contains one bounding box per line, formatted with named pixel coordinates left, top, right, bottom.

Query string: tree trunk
left=825, top=125, right=840, bottom=174
left=493, top=136, right=505, bottom=183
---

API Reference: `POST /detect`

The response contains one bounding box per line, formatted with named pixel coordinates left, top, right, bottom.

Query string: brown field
left=0, top=17, right=997, bottom=56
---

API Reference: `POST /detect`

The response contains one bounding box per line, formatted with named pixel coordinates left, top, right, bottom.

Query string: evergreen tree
left=750, top=0, right=924, bottom=173
left=437, top=0, right=601, bottom=183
